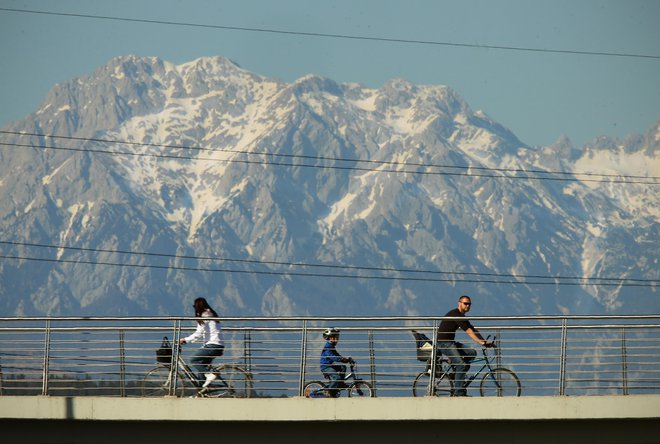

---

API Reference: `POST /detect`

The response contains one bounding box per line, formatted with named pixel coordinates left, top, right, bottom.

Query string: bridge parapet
left=1, top=315, right=658, bottom=398
left=2, top=394, right=659, bottom=421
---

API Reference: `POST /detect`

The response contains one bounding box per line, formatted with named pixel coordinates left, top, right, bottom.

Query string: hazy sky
left=1, top=0, right=659, bottom=148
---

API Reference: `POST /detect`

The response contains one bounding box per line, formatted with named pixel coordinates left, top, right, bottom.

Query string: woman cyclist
left=179, top=297, right=225, bottom=388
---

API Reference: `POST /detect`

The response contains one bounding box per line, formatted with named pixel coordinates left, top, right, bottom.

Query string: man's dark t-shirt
left=437, top=308, right=474, bottom=342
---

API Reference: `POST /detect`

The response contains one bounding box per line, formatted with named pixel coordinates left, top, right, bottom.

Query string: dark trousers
left=438, top=341, right=476, bottom=395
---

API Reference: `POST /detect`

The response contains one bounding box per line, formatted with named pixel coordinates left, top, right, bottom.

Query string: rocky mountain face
left=0, top=55, right=657, bottom=317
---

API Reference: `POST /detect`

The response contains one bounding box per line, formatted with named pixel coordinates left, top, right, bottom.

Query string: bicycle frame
left=462, top=349, right=497, bottom=388
left=343, top=367, right=362, bottom=383
left=430, top=340, right=499, bottom=390
left=144, top=340, right=254, bottom=398
left=327, top=364, right=362, bottom=386
left=162, top=353, right=201, bottom=395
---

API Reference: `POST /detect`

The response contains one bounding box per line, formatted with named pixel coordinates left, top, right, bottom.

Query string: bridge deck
left=2, top=395, right=659, bottom=444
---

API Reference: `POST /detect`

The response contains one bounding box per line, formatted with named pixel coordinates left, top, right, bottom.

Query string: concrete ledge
left=1, top=395, right=659, bottom=422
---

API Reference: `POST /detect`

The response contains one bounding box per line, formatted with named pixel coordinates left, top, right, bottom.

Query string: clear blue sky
left=1, top=0, right=659, bottom=148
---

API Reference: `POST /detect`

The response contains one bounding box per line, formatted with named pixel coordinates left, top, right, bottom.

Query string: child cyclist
left=320, top=327, right=354, bottom=397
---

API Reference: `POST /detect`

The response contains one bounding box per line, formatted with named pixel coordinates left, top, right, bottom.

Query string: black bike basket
left=156, top=336, right=173, bottom=364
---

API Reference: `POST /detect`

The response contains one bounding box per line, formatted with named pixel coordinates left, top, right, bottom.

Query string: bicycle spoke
left=348, top=381, right=374, bottom=397
left=303, top=381, right=327, bottom=398
left=479, top=368, right=521, bottom=396
left=413, top=371, right=453, bottom=397
left=142, top=365, right=188, bottom=397
left=207, top=365, right=253, bottom=398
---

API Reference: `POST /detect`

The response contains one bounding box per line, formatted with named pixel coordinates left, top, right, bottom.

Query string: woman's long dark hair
left=192, top=297, right=218, bottom=324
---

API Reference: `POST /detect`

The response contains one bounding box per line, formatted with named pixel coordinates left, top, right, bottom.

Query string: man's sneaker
left=203, top=372, right=217, bottom=388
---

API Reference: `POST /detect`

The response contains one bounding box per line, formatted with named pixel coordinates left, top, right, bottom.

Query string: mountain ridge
left=0, top=54, right=657, bottom=317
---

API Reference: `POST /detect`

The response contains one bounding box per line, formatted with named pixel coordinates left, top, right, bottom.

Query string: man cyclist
left=437, top=295, right=494, bottom=396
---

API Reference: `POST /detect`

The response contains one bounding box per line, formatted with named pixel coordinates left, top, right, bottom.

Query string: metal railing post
left=41, top=319, right=51, bottom=396
left=119, top=330, right=126, bottom=397
left=429, top=320, right=439, bottom=395
left=496, top=329, right=502, bottom=369
left=171, top=319, right=182, bottom=396
left=368, top=330, right=377, bottom=396
left=0, top=355, right=4, bottom=396
left=559, top=318, right=568, bottom=396
left=298, top=320, right=308, bottom=397
left=244, top=330, right=252, bottom=373
left=621, top=327, right=628, bottom=395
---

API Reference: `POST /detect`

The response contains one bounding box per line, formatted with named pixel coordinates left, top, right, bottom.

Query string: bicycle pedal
left=197, top=387, right=210, bottom=397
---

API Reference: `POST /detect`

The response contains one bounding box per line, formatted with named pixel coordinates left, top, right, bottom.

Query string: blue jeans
left=438, top=341, right=476, bottom=396
left=190, top=344, right=224, bottom=382
left=322, top=365, right=346, bottom=397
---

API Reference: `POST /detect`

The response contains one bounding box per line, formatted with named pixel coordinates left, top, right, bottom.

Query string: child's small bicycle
left=304, top=361, right=374, bottom=398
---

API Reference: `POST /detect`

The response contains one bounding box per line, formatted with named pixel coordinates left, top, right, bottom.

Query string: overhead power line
left=1, top=254, right=655, bottom=287
left=2, top=131, right=657, bottom=185
left=1, top=7, right=659, bottom=60
left=1, top=241, right=656, bottom=287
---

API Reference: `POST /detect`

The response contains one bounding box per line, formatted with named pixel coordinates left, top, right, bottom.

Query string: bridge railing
left=0, top=315, right=658, bottom=397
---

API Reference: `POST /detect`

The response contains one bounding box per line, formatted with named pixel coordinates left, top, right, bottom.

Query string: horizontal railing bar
left=4, top=325, right=659, bottom=334
left=2, top=315, right=659, bottom=322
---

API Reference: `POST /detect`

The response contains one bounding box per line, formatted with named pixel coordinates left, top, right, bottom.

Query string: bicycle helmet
left=323, top=327, right=341, bottom=339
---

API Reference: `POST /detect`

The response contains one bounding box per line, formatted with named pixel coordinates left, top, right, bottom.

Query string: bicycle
left=303, top=361, right=375, bottom=398
left=411, top=333, right=521, bottom=397
left=142, top=337, right=253, bottom=398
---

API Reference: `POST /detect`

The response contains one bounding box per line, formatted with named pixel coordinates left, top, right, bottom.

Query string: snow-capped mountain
left=0, top=55, right=657, bottom=317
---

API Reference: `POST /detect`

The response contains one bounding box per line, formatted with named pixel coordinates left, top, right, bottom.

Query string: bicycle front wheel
left=348, top=381, right=374, bottom=397
left=141, top=365, right=189, bottom=397
left=412, top=371, right=453, bottom=397
left=479, top=367, right=521, bottom=396
left=210, top=364, right=253, bottom=398
left=303, top=381, right=327, bottom=398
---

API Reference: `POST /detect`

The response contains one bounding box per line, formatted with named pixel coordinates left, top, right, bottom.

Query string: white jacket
left=183, top=309, right=224, bottom=346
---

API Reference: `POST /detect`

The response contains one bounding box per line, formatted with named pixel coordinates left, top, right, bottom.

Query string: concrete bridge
left=1, top=315, right=659, bottom=443
left=2, top=394, right=659, bottom=444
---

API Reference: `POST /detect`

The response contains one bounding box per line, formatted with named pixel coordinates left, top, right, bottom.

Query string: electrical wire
left=1, top=241, right=656, bottom=287
left=1, top=7, right=659, bottom=60
left=2, top=254, right=656, bottom=287
left=3, top=131, right=656, bottom=180
left=1, top=133, right=657, bottom=185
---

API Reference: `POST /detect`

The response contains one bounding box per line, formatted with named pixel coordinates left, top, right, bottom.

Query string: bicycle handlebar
left=482, top=335, right=497, bottom=348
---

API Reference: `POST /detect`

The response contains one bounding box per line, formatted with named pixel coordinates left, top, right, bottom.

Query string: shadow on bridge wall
left=2, top=418, right=659, bottom=444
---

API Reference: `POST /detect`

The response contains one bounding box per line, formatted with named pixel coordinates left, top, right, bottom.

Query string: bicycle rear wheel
left=208, top=364, right=253, bottom=398
left=348, top=381, right=374, bottom=397
left=303, top=381, right=327, bottom=398
left=479, top=367, right=521, bottom=396
left=412, top=371, right=453, bottom=397
left=141, top=365, right=189, bottom=397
